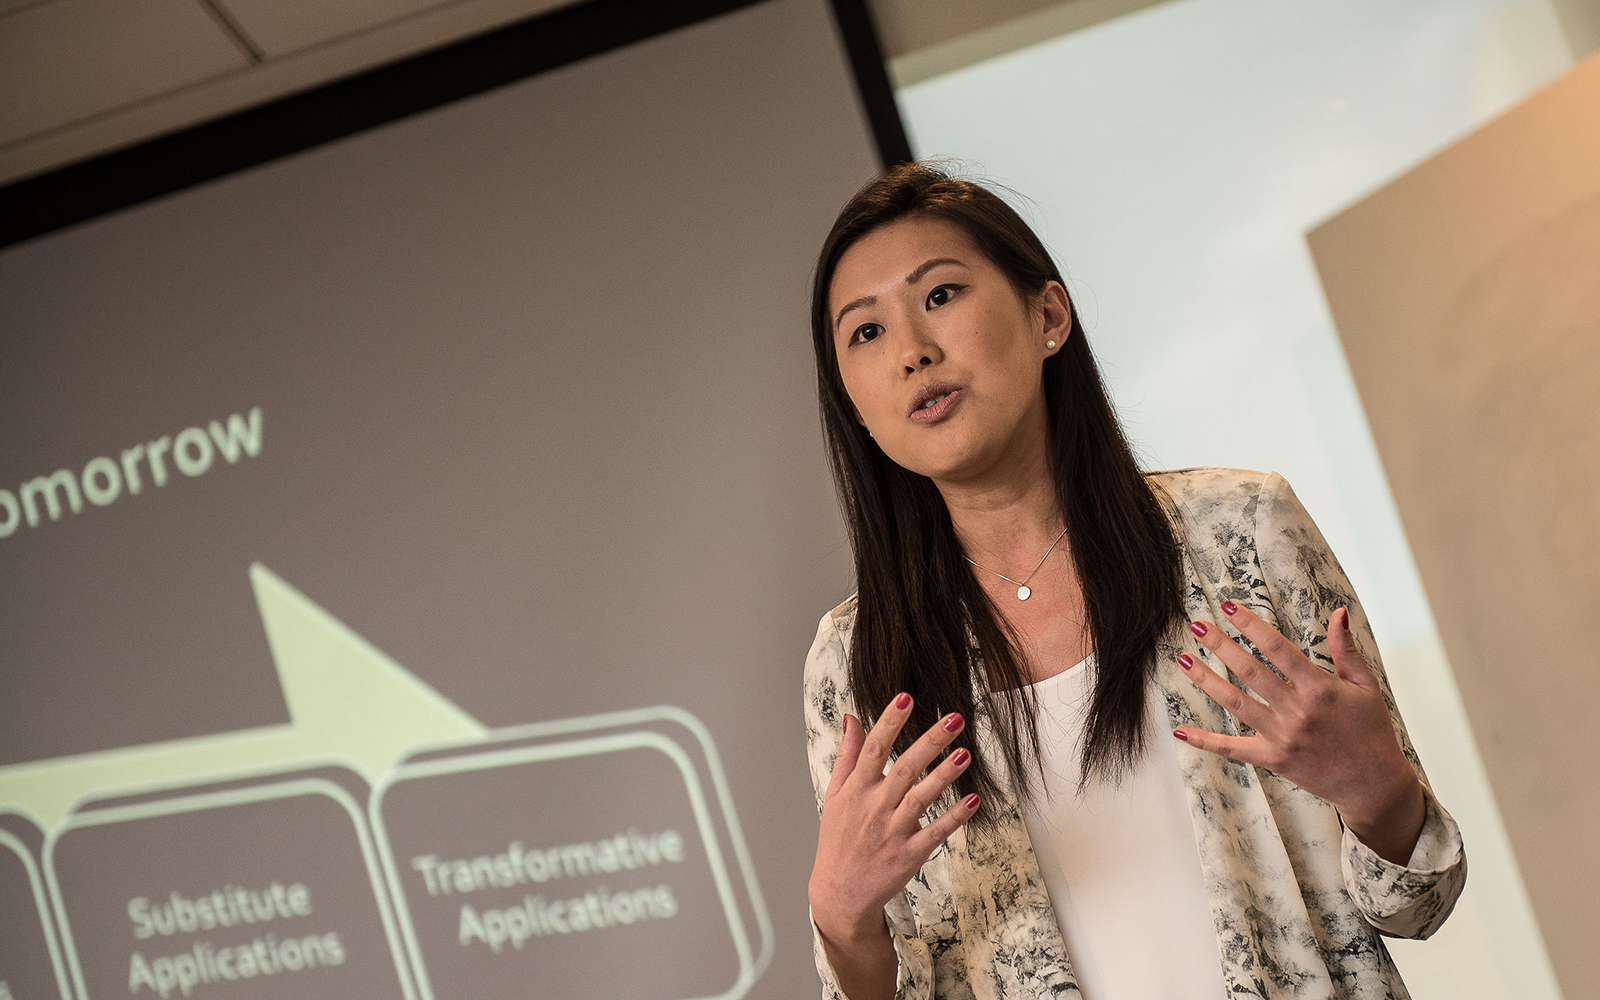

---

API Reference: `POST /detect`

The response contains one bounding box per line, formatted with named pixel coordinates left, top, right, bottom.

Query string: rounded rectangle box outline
left=0, top=818, right=73, bottom=1000
left=42, top=778, right=418, bottom=1000
left=433, top=706, right=772, bottom=977
left=370, top=726, right=756, bottom=1000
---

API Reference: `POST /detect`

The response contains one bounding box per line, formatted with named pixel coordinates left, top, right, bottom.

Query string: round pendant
left=1016, top=585, right=1031, bottom=601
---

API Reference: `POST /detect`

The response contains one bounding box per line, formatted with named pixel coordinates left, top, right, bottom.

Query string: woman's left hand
left=1174, top=601, right=1426, bottom=866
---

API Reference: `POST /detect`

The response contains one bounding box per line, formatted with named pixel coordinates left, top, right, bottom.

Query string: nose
left=899, top=323, right=942, bottom=375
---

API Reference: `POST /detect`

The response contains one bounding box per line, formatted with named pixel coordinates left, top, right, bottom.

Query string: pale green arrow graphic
left=0, top=563, right=485, bottom=828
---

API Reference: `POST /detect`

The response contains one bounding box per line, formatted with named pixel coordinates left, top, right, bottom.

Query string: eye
left=926, top=283, right=962, bottom=308
left=849, top=322, right=884, bottom=346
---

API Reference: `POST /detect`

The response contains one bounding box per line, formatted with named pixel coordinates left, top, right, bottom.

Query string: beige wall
left=1553, top=0, right=1600, bottom=58
left=865, top=0, right=1150, bottom=57
left=867, top=0, right=1166, bottom=85
left=1309, top=52, right=1600, bottom=1000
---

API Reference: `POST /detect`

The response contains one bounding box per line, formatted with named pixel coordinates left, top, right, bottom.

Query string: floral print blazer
left=802, top=468, right=1467, bottom=1000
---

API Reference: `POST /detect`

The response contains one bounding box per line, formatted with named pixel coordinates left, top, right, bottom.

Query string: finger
left=884, top=712, right=966, bottom=800
left=1172, top=726, right=1270, bottom=767
left=908, top=791, right=981, bottom=858
left=824, top=714, right=864, bottom=800
left=896, top=746, right=972, bottom=823
left=1328, top=607, right=1375, bottom=685
left=1215, top=600, right=1321, bottom=685
left=1177, top=649, right=1273, bottom=730
left=857, top=692, right=914, bottom=778
left=1188, top=614, right=1290, bottom=699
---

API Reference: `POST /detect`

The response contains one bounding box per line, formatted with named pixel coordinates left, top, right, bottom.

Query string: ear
left=1036, top=280, right=1073, bottom=353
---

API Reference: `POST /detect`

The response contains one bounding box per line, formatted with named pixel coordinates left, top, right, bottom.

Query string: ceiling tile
left=0, top=0, right=577, bottom=183
left=217, top=0, right=565, bottom=58
left=0, top=0, right=56, bottom=18
left=0, top=0, right=248, bottom=148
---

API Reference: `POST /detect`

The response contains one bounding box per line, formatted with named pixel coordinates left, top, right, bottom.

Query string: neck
left=934, top=415, right=1064, bottom=577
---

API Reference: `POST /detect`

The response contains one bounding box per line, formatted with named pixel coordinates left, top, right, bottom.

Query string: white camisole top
left=1017, top=655, right=1229, bottom=1000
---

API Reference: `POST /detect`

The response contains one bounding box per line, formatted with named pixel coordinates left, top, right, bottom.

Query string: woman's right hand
left=808, top=692, right=979, bottom=995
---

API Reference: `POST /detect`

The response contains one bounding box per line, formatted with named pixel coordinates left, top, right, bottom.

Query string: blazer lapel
left=1163, top=542, right=1338, bottom=999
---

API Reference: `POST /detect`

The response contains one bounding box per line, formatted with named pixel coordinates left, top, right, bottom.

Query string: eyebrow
left=833, top=257, right=968, bottom=331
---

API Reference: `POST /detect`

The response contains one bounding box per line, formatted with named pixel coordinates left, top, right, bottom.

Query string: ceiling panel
left=0, top=0, right=583, bottom=184
left=216, top=0, right=462, bottom=58
left=0, top=0, right=51, bottom=17
left=216, top=0, right=573, bottom=59
left=0, top=0, right=248, bottom=149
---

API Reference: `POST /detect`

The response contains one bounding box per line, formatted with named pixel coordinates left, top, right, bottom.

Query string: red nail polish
left=1173, top=730, right=1188, bottom=741
left=951, top=749, right=970, bottom=767
left=1221, top=600, right=1238, bottom=616
left=894, top=693, right=911, bottom=710
left=943, top=713, right=964, bottom=732
left=1178, top=653, right=1193, bottom=670
left=964, top=793, right=981, bottom=810
left=1189, top=621, right=1209, bottom=638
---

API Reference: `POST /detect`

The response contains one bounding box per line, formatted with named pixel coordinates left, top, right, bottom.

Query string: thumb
left=1329, top=607, right=1371, bottom=684
left=825, top=713, right=865, bottom=799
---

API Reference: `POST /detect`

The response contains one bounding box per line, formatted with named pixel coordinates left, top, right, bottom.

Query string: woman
left=801, top=162, right=1466, bottom=1000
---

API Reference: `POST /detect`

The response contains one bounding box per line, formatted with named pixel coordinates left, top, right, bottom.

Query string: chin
left=887, top=439, right=991, bottom=483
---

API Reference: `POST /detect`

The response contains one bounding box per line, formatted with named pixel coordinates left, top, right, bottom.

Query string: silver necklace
left=965, top=526, right=1069, bottom=601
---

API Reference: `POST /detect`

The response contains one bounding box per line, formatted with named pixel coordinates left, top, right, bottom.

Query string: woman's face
left=828, top=215, right=1069, bottom=484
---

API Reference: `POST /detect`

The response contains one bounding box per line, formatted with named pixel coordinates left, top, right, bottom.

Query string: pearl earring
left=1046, top=340, right=1057, bottom=349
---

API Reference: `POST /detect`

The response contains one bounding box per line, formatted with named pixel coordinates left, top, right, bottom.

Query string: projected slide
left=4, top=560, right=769, bottom=1000
left=0, top=0, right=882, bottom=996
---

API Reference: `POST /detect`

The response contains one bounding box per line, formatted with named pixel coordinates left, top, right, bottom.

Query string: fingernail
left=951, top=748, right=970, bottom=767
left=1221, top=600, right=1238, bottom=616
left=1189, top=621, right=1209, bottom=638
left=894, top=692, right=911, bottom=710
left=841, top=716, right=850, bottom=735
left=943, top=713, right=964, bottom=732
left=1178, top=653, right=1193, bottom=670
left=1172, top=730, right=1188, bottom=741
left=964, top=793, right=981, bottom=810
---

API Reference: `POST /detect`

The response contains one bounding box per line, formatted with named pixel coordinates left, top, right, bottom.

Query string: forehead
left=829, top=215, right=986, bottom=305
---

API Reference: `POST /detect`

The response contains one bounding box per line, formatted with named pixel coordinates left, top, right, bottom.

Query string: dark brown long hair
left=810, top=162, right=1184, bottom=814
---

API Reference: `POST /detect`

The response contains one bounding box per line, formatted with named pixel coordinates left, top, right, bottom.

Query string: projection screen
left=0, top=1, right=896, bottom=997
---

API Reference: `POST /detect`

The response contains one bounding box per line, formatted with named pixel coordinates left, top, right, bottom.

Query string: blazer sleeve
left=803, top=609, right=936, bottom=1000
left=1253, top=471, right=1468, bottom=940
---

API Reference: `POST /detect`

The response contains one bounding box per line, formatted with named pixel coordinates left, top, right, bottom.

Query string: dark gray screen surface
left=0, top=1, right=875, bottom=994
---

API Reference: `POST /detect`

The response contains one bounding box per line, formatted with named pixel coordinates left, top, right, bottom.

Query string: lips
left=908, top=383, right=962, bottom=423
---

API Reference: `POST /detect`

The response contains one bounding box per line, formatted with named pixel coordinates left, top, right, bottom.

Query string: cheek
left=838, top=363, right=888, bottom=424
left=986, top=331, right=1046, bottom=397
